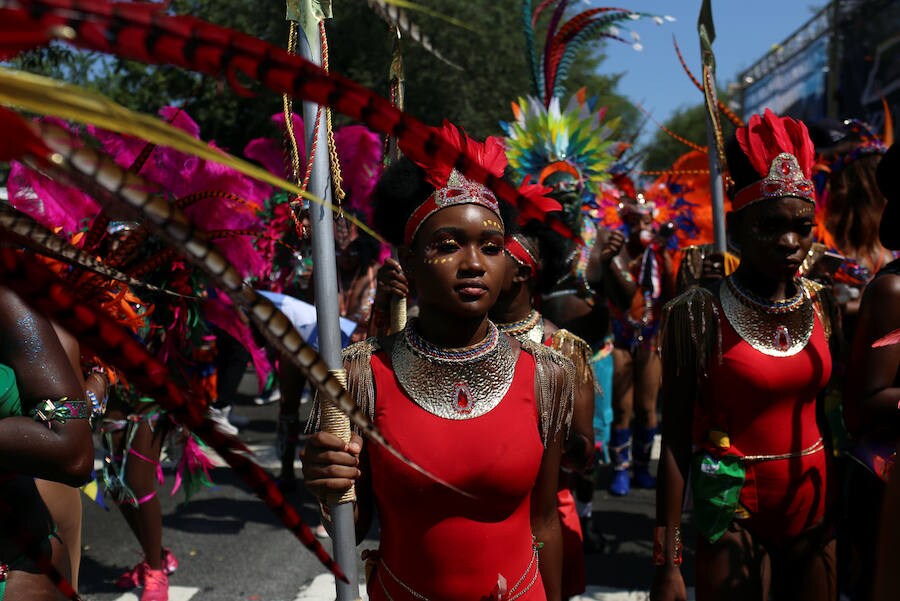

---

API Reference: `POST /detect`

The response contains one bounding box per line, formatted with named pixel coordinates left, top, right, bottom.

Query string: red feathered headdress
left=404, top=120, right=508, bottom=246
left=733, top=109, right=816, bottom=211
left=503, top=177, right=562, bottom=276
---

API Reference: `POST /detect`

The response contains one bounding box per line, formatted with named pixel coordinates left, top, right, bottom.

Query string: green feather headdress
left=504, top=1, right=671, bottom=190
left=503, top=92, right=620, bottom=193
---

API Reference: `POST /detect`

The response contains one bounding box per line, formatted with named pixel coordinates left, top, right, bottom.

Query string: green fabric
left=0, top=363, right=21, bottom=419
left=690, top=452, right=746, bottom=543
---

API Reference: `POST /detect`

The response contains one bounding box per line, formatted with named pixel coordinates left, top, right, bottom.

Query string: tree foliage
left=9, top=0, right=639, bottom=153
left=640, top=94, right=736, bottom=172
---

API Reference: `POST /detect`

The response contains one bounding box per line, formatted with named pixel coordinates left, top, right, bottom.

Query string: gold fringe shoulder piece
left=307, top=337, right=381, bottom=434
left=659, top=286, right=722, bottom=378
left=344, top=338, right=381, bottom=433
left=521, top=340, right=576, bottom=447
left=800, top=278, right=834, bottom=342
left=549, top=329, right=599, bottom=394
left=675, top=244, right=712, bottom=291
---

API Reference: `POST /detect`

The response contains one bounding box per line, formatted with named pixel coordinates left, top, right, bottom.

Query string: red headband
left=505, top=233, right=539, bottom=276
left=733, top=109, right=816, bottom=211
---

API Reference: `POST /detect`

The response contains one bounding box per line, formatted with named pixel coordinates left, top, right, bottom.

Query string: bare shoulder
left=868, top=270, right=900, bottom=300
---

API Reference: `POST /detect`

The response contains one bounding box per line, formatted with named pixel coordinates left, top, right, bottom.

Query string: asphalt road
left=78, top=370, right=697, bottom=601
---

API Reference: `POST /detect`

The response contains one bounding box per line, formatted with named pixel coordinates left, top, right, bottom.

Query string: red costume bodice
left=367, top=347, right=546, bottom=601
left=697, top=307, right=832, bottom=545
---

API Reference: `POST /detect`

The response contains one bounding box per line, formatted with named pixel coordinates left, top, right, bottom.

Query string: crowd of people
left=2, top=3, right=900, bottom=601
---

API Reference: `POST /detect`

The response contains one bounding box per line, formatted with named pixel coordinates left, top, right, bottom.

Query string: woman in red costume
left=651, top=110, right=836, bottom=601
left=302, top=122, right=573, bottom=601
left=373, top=202, right=597, bottom=597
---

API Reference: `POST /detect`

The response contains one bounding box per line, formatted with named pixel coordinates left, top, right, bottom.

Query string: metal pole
left=698, top=0, right=727, bottom=254
left=706, top=125, right=727, bottom=253
left=387, top=27, right=407, bottom=333
left=297, top=24, right=361, bottom=601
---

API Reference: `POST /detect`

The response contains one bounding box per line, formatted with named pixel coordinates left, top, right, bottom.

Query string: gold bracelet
left=653, top=525, right=683, bottom=566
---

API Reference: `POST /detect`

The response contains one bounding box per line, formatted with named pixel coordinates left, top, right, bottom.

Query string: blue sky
left=600, top=1, right=826, bottom=125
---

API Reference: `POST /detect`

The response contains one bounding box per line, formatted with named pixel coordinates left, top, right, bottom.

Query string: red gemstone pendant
left=453, top=382, right=474, bottom=415
left=774, top=325, right=792, bottom=352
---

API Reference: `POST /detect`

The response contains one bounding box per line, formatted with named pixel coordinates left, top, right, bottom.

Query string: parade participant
left=4, top=108, right=277, bottom=601
left=607, top=194, right=677, bottom=497
left=843, top=142, right=900, bottom=601
left=493, top=216, right=596, bottom=599
left=97, top=224, right=180, bottom=601
left=812, top=119, right=892, bottom=326
left=0, top=283, right=94, bottom=601
left=371, top=195, right=596, bottom=596
left=35, top=322, right=111, bottom=591
left=302, top=122, right=574, bottom=601
left=652, top=110, right=836, bottom=601
left=502, top=1, right=663, bottom=481
left=504, top=93, right=631, bottom=549
left=336, top=219, right=381, bottom=343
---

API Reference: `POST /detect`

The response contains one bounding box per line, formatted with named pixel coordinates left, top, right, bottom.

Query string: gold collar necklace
left=392, top=320, right=517, bottom=419
left=720, top=276, right=814, bottom=357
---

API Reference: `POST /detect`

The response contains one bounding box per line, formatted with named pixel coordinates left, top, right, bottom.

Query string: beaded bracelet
left=30, top=397, right=91, bottom=425
left=652, top=525, right=683, bottom=566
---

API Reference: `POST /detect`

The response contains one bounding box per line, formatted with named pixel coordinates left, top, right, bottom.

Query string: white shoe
left=222, top=405, right=250, bottom=427
left=253, top=387, right=282, bottom=405
left=206, top=407, right=239, bottom=436
left=314, top=524, right=330, bottom=539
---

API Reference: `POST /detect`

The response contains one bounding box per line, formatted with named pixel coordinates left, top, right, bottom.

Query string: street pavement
left=79, top=370, right=697, bottom=601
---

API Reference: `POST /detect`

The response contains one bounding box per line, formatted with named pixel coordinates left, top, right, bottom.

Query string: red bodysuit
left=698, top=308, right=832, bottom=546
left=367, top=348, right=547, bottom=601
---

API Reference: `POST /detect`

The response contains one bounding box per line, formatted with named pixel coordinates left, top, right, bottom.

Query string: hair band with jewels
left=506, top=233, right=540, bottom=276
left=402, top=121, right=508, bottom=246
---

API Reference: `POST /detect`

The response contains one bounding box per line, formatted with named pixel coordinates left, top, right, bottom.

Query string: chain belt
left=376, top=543, right=540, bottom=601
left=740, top=438, right=825, bottom=464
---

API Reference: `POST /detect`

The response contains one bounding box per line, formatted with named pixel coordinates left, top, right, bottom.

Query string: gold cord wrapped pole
left=390, top=296, right=407, bottom=334
left=387, top=26, right=407, bottom=334
left=321, top=368, right=355, bottom=504
left=294, top=2, right=360, bottom=597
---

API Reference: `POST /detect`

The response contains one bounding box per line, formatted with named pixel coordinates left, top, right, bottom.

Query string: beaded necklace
left=726, top=275, right=806, bottom=314
left=496, top=309, right=544, bottom=344
left=404, top=320, right=500, bottom=363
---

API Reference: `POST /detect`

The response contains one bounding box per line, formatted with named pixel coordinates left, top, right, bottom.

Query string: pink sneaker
left=115, top=562, right=144, bottom=589
left=141, top=564, right=169, bottom=601
left=161, top=548, right=178, bottom=575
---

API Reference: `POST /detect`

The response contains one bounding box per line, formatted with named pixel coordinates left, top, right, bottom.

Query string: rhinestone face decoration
left=720, top=276, right=814, bottom=357
left=393, top=321, right=517, bottom=420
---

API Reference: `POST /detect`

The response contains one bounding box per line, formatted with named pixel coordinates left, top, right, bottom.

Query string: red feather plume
left=736, top=109, right=815, bottom=179
left=873, top=327, right=900, bottom=348
left=515, top=176, right=562, bottom=226
left=409, top=119, right=507, bottom=189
